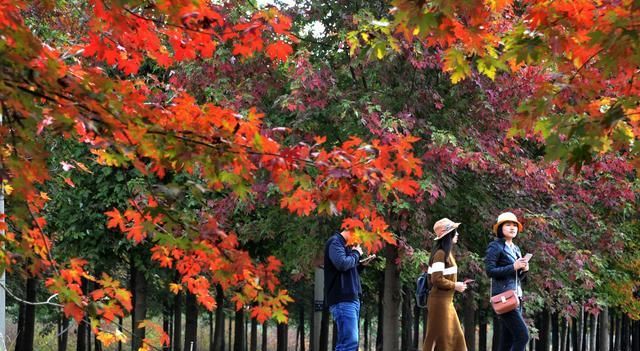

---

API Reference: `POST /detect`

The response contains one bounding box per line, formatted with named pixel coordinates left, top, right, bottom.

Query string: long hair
left=429, top=230, right=455, bottom=266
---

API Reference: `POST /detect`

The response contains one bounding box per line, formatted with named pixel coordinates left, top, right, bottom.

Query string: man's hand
left=352, top=245, right=363, bottom=256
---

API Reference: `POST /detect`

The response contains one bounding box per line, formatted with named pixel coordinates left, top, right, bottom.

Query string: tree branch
left=0, top=281, right=62, bottom=307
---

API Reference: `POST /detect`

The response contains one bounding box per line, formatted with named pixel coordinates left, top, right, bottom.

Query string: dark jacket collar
left=497, top=238, right=520, bottom=260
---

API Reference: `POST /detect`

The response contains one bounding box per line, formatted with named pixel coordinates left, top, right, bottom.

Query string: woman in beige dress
left=423, top=218, right=468, bottom=351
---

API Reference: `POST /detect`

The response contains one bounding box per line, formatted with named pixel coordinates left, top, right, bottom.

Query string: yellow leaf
left=169, top=283, right=182, bottom=294
left=376, top=45, right=385, bottom=59
left=3, top=181, right=13, bottom=195
left=477, top=59, right=497, bottom=80
left=443, top=48, right=471, bottom=84
left=40, top=192, right=51, bottom=201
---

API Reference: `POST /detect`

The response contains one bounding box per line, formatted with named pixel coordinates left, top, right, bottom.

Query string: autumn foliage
left=349, top=0, right=640, bottom=171
left=0, top=0, right=423, bottom=346
left=3, top=0, right=640, bottom=347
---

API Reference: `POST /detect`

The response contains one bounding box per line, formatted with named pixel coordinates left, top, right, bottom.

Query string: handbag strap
left=489, top=250, right=520, bottom=302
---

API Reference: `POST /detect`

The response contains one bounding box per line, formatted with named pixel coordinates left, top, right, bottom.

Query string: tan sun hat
left=493, top=212, right=523, bottom=235
left=433, top=218, right=461, bottom=240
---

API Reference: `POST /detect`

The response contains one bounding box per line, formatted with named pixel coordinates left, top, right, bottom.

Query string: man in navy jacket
left=324, top=230, right=364, bottom=351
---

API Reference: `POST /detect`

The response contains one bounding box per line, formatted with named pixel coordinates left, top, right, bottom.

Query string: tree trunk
left=572, top=316, right=580, bottom=351
left=567, top=318, right=573, bottom=351
left=590, top=313, right=597, bottom=351
left=552, top=312, right=559, bottom=351
left=422, top=305, right=428, bottom=342
left=118, top=316, right=123, bottom=351
left=401, top=285, right=413, bottom=351
left=184, top=291, right=198, bottom=351
left=631, top=320, right=640, bottom=351
left=412, top=305, right=420, bottom=351
left=580, top=307, right=586, bottom=351
left=615, top=313, right=622, bottom=351
left=297, top=305, right=305, bottom=351
left=251, top=317, right=258, bottom=351
left=622, top=314, right=630, bottom=351
left=94, top=334, right=103, bottom=351
left=87, top=320, right=92, bottom=351
left=131, top=265, right=148, bottom=351
left=376, top=273, right=384, bottom=351
left=234, top=309, right=245, bottom=351
left=58, top=314, right=69, bottom=351
left=77, top=277, right=89, bottom=351
left=173, top=291, right=183, bottom=351
left=277, top=322, right=288, bottom=351
left=537, top=308, right=549, bottom=351
left=463, top=293, right=476, bottom=351
left=16, top=293, right=24, bottom=351
left=581, top=309, right=588, bottom=351
left=164, top=297, right=172, bottom=351
left=319, top=306, right=329, bottom=351
left=14, top=277, right=36, bottom=351
left=213, top=285, right=225, bottom=351
left=382, top=244, right=400, bottom=351
left=610, top=312, right=615, bottom=351
left=479, top=311, right=487, bottom=351
left=262, top=322, right=268, bottom=351
left=228, top=315, right=233, bottom=350
left=208, top=311, right=214, bottom=351
left=364, top=308, right=370, bottom=351
left=560, top=318, right=567, bottom=351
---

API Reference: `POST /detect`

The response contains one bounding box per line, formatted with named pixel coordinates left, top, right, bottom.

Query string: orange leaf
left=63, top=177, right=76, bottom=188
left=265, top=41, right=293, bottom=62
left=63, top=303, right=85, bottom=322
left=105, top=209, right=125, bottom=231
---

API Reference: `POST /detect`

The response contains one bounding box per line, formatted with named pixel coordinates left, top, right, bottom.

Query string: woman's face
left=502, top=222, right=519, bottom=239
left=452, top=231, right=459, bottom=244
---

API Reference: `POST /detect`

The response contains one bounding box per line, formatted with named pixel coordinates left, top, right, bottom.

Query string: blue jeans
left=329, top=300, right=360, bottom=351
left=498, top=305, right=529, bottom=351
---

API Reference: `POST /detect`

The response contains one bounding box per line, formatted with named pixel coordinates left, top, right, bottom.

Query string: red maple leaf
left=265, top=41, right=293, bottom=62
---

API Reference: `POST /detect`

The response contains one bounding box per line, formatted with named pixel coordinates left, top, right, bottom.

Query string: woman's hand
left=454, top=282, right=468, bottom=292
left=514, top=258, right=527, bottom=270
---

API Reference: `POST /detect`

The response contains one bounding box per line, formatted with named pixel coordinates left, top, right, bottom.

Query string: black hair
left=429, top=230, right=455, bottom=266
left=496, top=223, right=505, bottom=239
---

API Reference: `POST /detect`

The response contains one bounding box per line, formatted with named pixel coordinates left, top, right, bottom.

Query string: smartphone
left=523, top=253, right=533, bottom=262
left=359, top=254, right=377, bottom=264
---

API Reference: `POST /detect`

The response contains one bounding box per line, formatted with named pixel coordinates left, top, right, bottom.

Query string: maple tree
left=348, top=0, right=640, bottom=171
left=0, top=0, right=423, bottom=347
left=338, top=0, right=640, bottom=325
left=2, top=0, right=640, bottom=348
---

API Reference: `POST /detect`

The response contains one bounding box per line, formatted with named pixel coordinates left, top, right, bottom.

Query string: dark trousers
left=498, top=305, right=529, bottom=351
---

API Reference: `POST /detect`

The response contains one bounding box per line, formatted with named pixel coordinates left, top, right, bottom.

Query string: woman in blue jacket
left=485, top=212, right=530, bottom=351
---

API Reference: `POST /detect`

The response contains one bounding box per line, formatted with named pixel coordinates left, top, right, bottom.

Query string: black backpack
left=415, top=271, right=431, bottom=308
